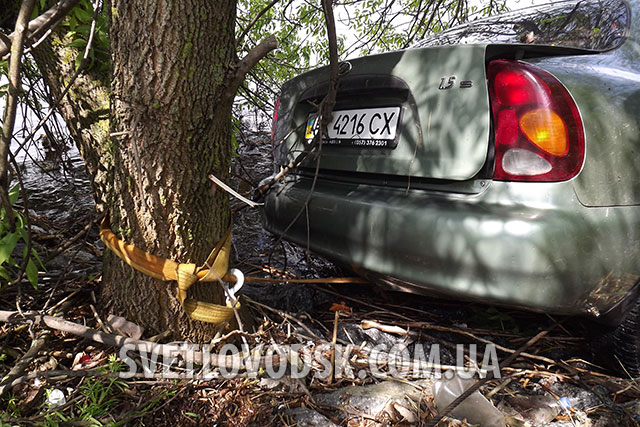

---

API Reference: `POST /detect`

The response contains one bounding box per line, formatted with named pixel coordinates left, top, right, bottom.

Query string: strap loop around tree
left=99, top=216, right=238, bottom=325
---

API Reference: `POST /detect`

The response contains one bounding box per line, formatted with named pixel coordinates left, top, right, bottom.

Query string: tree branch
left=0, top=309, right=284, bottom=392
left=0, top=0, right=36, bottom=233
left=9, top=0, right=100, bottom=167
left=0, top=0, right=81, bottom=59
left=237, top=0, right=280, bottom=46
left=222, top=34, right=278, bottom=106
left=0, top=31, right=11, bottom=53
left=0, top=330, right=49, bottom=397
left=254, top=0, right=339, bottom=200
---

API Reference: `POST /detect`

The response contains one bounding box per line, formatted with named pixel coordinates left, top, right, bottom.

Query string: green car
left=264, top=0, right=640, bottom=373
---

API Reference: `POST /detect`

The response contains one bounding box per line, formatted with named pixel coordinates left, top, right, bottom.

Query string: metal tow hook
left=225, top=268, right=245, bottom=305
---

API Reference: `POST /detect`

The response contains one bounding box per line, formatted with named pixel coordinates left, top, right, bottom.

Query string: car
left=263, top=0, right=640, bottom=374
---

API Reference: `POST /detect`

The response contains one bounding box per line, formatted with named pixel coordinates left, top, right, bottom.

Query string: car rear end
left=263, top=0, right=640, bottom=322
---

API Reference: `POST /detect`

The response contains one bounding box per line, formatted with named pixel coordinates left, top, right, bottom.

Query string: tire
left=592, top=299, right=640, bottom=377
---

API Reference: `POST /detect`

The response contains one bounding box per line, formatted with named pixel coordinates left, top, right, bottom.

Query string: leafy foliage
left=0, top=185, right=44, bottom=288
left=234, top=0, right=508, bottom=122
left=61, top=0, right=110, bottom=72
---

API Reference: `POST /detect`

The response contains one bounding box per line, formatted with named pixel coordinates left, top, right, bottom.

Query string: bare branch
left=253, top=0, right=340, bottom=200
left=0, top=31, right=10, bottom=52
left=0, top=0, right=81, bottom=59
left=0, top=310, right=285, bottom=386
left=0, top=330, right=49, bottom=397
left=0, top=0, right=36, bottom=233
left=260, top=0, right=340, bottom=266
left=9, top=0, right=101, bottom=166
left=222, top=34, right=279, bottom=106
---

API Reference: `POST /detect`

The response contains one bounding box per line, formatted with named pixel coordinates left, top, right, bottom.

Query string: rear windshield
left=414, top=0, right=630, bottom=51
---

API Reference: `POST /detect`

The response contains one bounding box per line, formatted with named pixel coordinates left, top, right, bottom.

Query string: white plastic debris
left=433, top=375, right=505, bottom=426
left=47, top=389, right=66, bottom=407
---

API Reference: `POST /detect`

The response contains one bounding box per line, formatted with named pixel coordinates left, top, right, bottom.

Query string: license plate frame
left=305, top=106, right=402, bottom=149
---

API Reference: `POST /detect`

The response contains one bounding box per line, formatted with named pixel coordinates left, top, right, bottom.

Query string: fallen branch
left=44, top=217, right=97, bottom=262
left=362, top=319, right=556, bottom=365
left=0, top=310, right=281, bottom=372
left=1, top=368, right=204, bottom=393
left=0, top=330, right=49, bottom=397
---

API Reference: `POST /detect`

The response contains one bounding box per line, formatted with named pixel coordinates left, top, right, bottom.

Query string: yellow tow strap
left=99, top=217, right=238, bottom=325
left=100, top=217, right=370, bottom=324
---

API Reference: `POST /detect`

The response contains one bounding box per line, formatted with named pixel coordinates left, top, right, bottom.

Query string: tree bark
left=29, top=0, right=251, bottom=341
left=102, top=0, right=239, bottom=341
left=31, top=35, right=112, bottom=206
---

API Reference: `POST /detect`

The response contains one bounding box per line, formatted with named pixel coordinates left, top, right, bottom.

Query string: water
left=17, top=155, right=94, bottom=233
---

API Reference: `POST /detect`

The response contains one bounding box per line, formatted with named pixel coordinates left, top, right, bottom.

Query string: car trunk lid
left=274, top=44, right=490, bottom=181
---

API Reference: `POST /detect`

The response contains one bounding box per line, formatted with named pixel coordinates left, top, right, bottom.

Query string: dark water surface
left=19, top=156, right=95, bottom=233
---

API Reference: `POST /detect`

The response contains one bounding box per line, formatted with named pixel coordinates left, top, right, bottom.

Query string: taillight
left=488, top=59, right=584, bottom=181
left=271, top=97, right=280, bottom=144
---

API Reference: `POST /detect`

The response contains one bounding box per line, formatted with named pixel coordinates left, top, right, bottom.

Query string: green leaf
left=0, top=233, right=20, bottom=266
left=68, top=39, right=88, bottom=49
left=96, top=30, right=109, bottom=48
left=19, top=228, right=28, bottom=246
left=8, top=184, right=19, bottom=205
left=31, top=248, right=45, bottom=270
left=68, top=15, right=78, bottom=32
left=75, top=24, right=92, bottom=35
left=14, top=211, right=25, bottom=231
left=26, top=258, right=38, bottom=288
left=0, top=265, right=11, bottom=281
left=73, top=7, right=93, bottom=23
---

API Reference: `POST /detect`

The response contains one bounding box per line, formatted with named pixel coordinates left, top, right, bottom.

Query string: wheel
left=592, top=299, right=640, bottom=377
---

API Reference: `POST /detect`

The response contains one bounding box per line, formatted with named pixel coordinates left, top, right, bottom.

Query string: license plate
left=305, top=107, right=401, bottom=148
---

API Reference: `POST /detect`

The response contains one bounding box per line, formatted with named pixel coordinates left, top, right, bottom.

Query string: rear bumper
left=263, top=177, right=640, bottom=321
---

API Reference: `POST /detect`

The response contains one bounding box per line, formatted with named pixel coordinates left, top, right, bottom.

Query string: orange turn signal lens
left=519, top=109, right=568, bottom=156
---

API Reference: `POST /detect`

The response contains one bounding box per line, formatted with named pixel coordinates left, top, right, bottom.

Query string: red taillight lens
left=271, top=97, right=280, bottom=144
left=494, top=69, right=550, bottom=106
left=488, top=59, right=584, bottom=182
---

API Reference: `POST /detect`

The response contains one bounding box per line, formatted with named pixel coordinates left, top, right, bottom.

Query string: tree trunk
left=31, top=38, right=112, bottom=206
left=31, top=0, right=246, bottom=341
left=101, top=0, right=239, bottom=341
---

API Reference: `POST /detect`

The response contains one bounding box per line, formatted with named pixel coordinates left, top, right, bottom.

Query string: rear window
left=414, top=0, right=630, bottom=52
